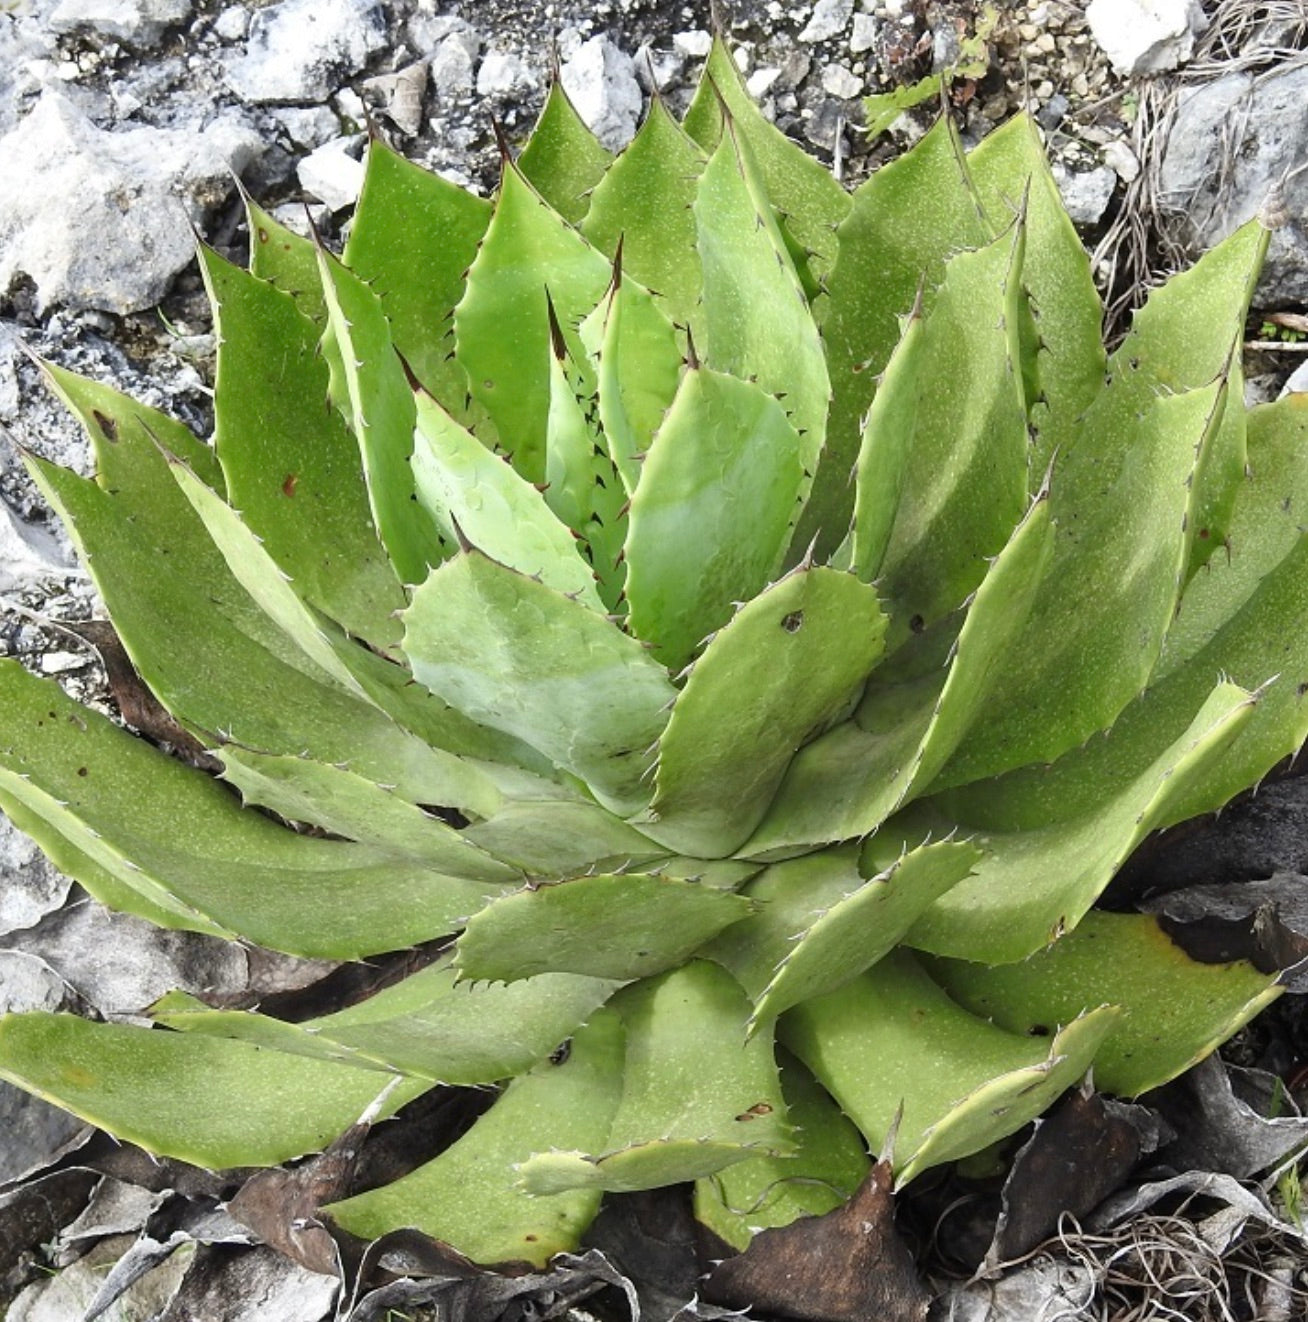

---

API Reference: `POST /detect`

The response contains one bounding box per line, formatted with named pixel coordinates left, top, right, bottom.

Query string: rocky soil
left=1, top=0, right=1308, bottom=1319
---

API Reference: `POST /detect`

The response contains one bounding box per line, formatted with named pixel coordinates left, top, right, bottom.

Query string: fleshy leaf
left=926, top=912, right=1282, bottom=1097
left=455, top=873, right=754, bottom=983
left=245, top=194, right=327, bottom=324
left=465, top=799, right=667, bottom=876
left=519, top=962, right=792, bottom=1193
left=643, top=567, right=887, bottom=858
left=518, top=79, right=613, bottom=224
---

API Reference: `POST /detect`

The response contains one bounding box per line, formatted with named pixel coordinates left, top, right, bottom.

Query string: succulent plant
left=0, top=39, right=1303, bottom=1270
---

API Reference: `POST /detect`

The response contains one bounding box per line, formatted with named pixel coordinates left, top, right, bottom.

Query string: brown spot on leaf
left=257, top=226, right=269, bottom=244
left=734, top=1102, right=774, bottom=1121
left=781, top=611, right=804, bottom=633
left=282, top=473, right=298, bottom=497
left=91, top=410, right=118, bottom=442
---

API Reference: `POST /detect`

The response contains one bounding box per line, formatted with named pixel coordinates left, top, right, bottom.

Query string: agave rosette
left=0, top=41, right=1303, bottom=1264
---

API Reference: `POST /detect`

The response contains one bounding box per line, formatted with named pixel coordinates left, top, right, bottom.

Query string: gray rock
left=0, top=91, right=263, bottom=314
left=1281, top=359, right=1308, bottom=397
left=673, top=29, right=712, bottom=59
left=364, top=61, right=429, bottom=136
left=297, top=134, right=366, bottom=212
left=850, top=12, right=878, bottom=54
left=0, top=500, right=77, bottom=595
left=211, top=5, right=247, bottom=41
left=560, top=35, right=642, bottom=153
left=800, top=0, right=854, bottom=44
left=0, top=810, right=74, bottom=936
left=429, top=31, right=477, bottom=98
left=1052, top=162, right=1117, bottom=226
left=224, top=0, right=387, bottom=105
left=475, top=49, right=534, bottom=98
left=47, top=0, right=192, bottom=48
left=821, top=63, right=863, bottom=99
left=1086, top=0, right=1206, bottom=74
left=1158, top=62, right=1308, bottom=302
left=269, top=104, right=340, bottom=151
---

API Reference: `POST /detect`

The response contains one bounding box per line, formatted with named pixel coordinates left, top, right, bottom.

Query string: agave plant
left=0, top=39, right=1303, bottom=1268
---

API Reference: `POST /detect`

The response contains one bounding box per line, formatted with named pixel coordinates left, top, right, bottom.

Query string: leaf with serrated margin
left=325, top=1008, right=625, bottom=1269
left=780, top=951, right=1117, bottom=1184
left=966, top=114, right=1104, bottom=482
left=199, top=249, right=407, bottom=650
left=925, top=912, right=1282, bottom=1098
left=799, top=116, right=988, bottom=562
left=707, top=841, right=979, bottom=1028
left=694, top=1050, right=870, bottom=1252
left=412, top=388, right=603, bottom=610
left=0, top=1012, right=427, bottom=1170
left=317, top=247, right=446, bottom=587
left=465, top=800, right=667, bottom=876
left=936, top=378, right=1229, bottom=786
left=936, top=394, right=1308, bottom=834
left=625, top=367, right=807, bottom=672
left=454, top=161, right=611, bottom=484
left=582, top=96, right=707, bottom=329
left=0, top=661, right=513, bottom=959
left=749, top=494, right=1053, bottom=855
left=404, top=551, right=676, bottom=816
left=245, top=194, right=326, bottom=324
left=520, top=961, right=792, bottom=1194
left=683, top=36, right=850, bottom=286
left=641, top=568, right=886, bottom=858
left=855, top=222, right=1030, bottom=645
left=901, top=681, right=1257, bottom=963
left=344, top=139, right=492, bottom=430
left=693, top=124, right=828, bottom=515
left=519, top=79, right=613, bottom=224
left=456, top=873, right=754, bottom=983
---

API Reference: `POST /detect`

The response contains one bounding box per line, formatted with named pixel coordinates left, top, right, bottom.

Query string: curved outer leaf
left=965, top=113, right=1104, bottom=481
left=411, top=389, right=604, bottom=610
left=465, top=799, right=667, bottom=876
left=454, top=161, right=611, bottom=484
left=582, top=95, right=708, bottom=329
left=683, top=36, right=850, bottom=285
left=455, top=873, right=754, bottom=983
left=706, top=841, right=980, bottom=1028
left=933, top=395, right=1308, bottom=835
left=854, top=221, right=1030, bottom=641
left=799, top=116, right=988, bottom=561
left=403, top=551, right=676, bottom=816
left=935, top=377, right=1229, bottom=785
left=694, top=1050, right=870, bottom=1252
left=902, top=681, right=1258, bottom=963
left=693, top=123, right=828, bottom=524
left=199, top=248, right=407, bottom=650
left=0, top=1012, right=426, bottom=1170
left=325, top=1009, right=625, bottom=1270
left=779, top=951, right=1118, bottom=1185
left=159, top=956, right=620, bottom=1085
left=519, top=961, right=792, bottom=1194
left=749, top=493, right=1053, bottom=855
left=624, top=366, right=807, bottom=671
left=518, top=80, right=613, bottom=224
left=641, top=567, right=887, bottom=858
left=925, top=912, right=1282, bottom=1097
left=0, top=660, right=512, bottom=959
left=318, top=247, right=446, bottom=587
left=343, top=139, right=492, bottom=428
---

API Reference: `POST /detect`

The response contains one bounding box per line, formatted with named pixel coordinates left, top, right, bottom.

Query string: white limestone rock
left=560, top=35, right=642, bottom=152
left=47, top=0, right=192, bottom=48
left=1085, top=0, right=1206, bottom=75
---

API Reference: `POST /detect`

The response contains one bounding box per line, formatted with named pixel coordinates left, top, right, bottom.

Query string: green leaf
left=455, top=873, right=754, bottom=982
left=625, top=366, right=807, bottom=671
left=199, top=248, right=407, bottom=650
left=411, top=388, right=603, bottom=610
left=317, top=247, right=445, bottom=587
left=642, top=568, right=886, bottom=858
left=683, top=36, right=850, bottom=285
left=707, top=841, right=980, bottom=1027
left=403, top=551, right=675, bottom=816
left=853, top=222, right=1031, bottom=641
left=519, top=962, right=792, bottom=1193
left=902, top=681, right=1257, bottom=963
left=749, top=494, right=1053, bottom=854
left=454, top=161, right=611, bottom=484
left=325, top=1008, right=625, bottom=1269
left=518, top=80, right=613, bottom=224
left=925, top=912, right=1282, bottom=1097
left=465, top=799, right=667, bottom=876
left=344, top=139, right=493, bottom=428
left=780, top=951, right=1118, bottom=1183
left=582, top=95, right=707, bottom=329
left=0, top=1012, right=425, bottom=1170
left=694, top=1051, right=870, bottom=1252
left=244, top=193, right=326, bottom=324
left=0, top=660, right=512, bottom=959
left=693, top=124, right=828, bottom=513
left=798, top=116, right=988, bottom=561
